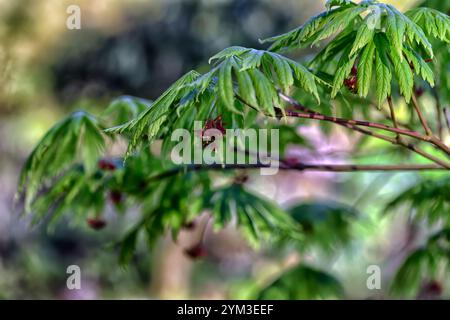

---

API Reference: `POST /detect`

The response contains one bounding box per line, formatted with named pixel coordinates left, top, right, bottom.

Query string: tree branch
left=411, top=92, right=433, bottom=136
left=145, top=163, right=446, bottom=183
left=276, top=93, right=450, bottom=168
left=432, top=88, right=444, bottom=139
left=387, top=96, right=401, bottom=141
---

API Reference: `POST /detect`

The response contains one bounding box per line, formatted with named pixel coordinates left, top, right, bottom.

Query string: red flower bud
left=98, top=159, right=116, bottom=171
left=87, top=218, right=107, bottom=230
left=182, top=220, right=196, bottom=230
left=109, top=190, right=122, bottom=205
left=184, top=243, right=207, bottom=259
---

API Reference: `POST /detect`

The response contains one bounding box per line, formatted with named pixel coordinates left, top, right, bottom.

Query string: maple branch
left=444, top=107, right=450, bottom=133
left=277, top=93, right=450, bottom=168
left=432, top=88, right=444, bottom=139
left=387, top=96, right=401, bottom=141
left=411, top=92, right=433, bottom=136
left=145, top=163, right=446, bottom=184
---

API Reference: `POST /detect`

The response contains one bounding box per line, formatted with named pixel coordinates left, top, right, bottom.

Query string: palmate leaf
left=101, top=95, right=150, bottom=128
left=406, top=7, right=450, bottom=43
left=288, top=201, right=358, bottom=252
left=374, top=34, right=392, bottom=106
left=262, top=1, right=448, bottom=103
left=105, top=70, right=201, bottom=158
left=403, top=45, right=435, bottom=86
left=357, top=41, right=375, bottom=97
left=203, top=184, right=302, bottom=248
left=349, top=14, right=375, bottom=57
left=210, top=47, right=321, bottom=104
left=258, top=264, right=344, bottom=299
left=386, top=6, right=406, bottom=60
left=29, top=167, right=108, bottom=231
left=261, top=3, right=358, bottom=52
left=331, top=47, right=357, bottom=98
left=137, top=171, right=210, bottom=246
left=17, top=111, right=105, bottom=213
left=385, top=177, right=450, bottom=226
left=389, top=45, right=415, bottom=103
left=106, top=47, right=322, bottom=158
left=117, top=172, right=302, bottom=263
left=390, top=228, right=450, bottom=297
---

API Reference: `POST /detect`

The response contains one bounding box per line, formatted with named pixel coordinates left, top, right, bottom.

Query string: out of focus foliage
left=2, top=0, right=450, bottom=300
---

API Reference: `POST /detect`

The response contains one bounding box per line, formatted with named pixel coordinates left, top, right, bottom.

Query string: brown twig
left=387, top=96, right=401, bottom=141
left=277, top=93, right=450, bottom=168
left=444, top=107, right=450, bottom=134
left=411, top=92, right=433, bottom=137
left=431, top=88, right=444, bottom=139
left=145, top=163, right=446, bottom=184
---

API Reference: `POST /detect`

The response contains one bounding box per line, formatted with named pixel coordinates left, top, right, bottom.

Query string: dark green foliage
left=288, top=201, right=358, bottom=252
left=385, top=177, right=450, bottom=226
left=203, top=184, right=302, bottom=248
left=263, top=0, right=448, bottom=104
left=258, top=264, right=344, bottom=299
left=17, top=111, right=105, bottom=213
left=15, top=0, right=450, bottom=297
left=391, top=228, right=450, bottom=297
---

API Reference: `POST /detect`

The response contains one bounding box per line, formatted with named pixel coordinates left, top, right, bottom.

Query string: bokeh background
left=0, top=0, right=447, bottom=299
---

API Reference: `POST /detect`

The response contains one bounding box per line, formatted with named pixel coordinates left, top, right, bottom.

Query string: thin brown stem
left=237, top=93, right=449, bottom=167
left=145, top=163, right=446, bottom=184
left=444, top=107, right=450, bottom=133
left=387, top=96, right=401, bottom=141
left=277, top=93, right=422, bottom=140
left=278, top=93, right=450, bottom=157
left=276, top=93, right=450, bottom=168
left=432, top=88, right=443, bottom=139
left=411, top=92, right=433, bottom=136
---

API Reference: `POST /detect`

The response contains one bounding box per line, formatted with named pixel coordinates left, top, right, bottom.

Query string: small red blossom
left=184, top=243, right=207, bottom=259
left=201, top=115, right=226, bottom=146
left=414, top=86, right=424, bottom=97
left=98, top=159, right=116, bottom=171
left=109, top=190, right=123, bottom=205
left=87, top=217, right=107, bottom=230
left=182, top=220, right=196, bottom=230
left=344, top=75, right=358, bottom=93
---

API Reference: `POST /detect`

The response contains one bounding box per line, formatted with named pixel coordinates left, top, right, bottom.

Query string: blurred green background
left=0, top=0, right=448, bottom=299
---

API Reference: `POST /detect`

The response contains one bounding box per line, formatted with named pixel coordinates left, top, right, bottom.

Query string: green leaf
left=218, top=58, right=242, bottom=115
left=406, top=8, right=450, bottom=43
left=331, top=48, right=357, bottom=98
left=288, top=201, right=357, bottom=251
left=374, top=34, right=392, bottom=107
left=258, top=264, right=344, bottom=299
left=234, top=67, right=259, bottom=109
left=108, top=70, right=201, bottom=157
left=389, top=45, right=414, bottom=103
left=203, top=184, right=302, bottom=248
left=81, top=115, right=105, bottom=174
left=403, top=46, right=435, bottom=87
left=16, top=111, right=105, bottom=212
left=385, top=177, right=450, bottom=226
left=248, top=69, right=277, bottom=116
left=402, top=11, right=434, bottom=59
left=209, top=46, right=250, bottom=64
left=349, top=17, right=375, bottom=57
left=119, top=227, right=140, bottom=266
left=312, top=6, right=365, bottom=46
left=268, top=52, right=294, bottom=92
left=241, top=49, right=265, bottom=71
left=357, top=41, right=375, bottom=97
left=261, top=7, right=349, bottom=51
left=287, top=59, right=321, bottom=103
left=325, top=0, right=352, bottom=10
left=386, top=7, right=406, bottom=60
